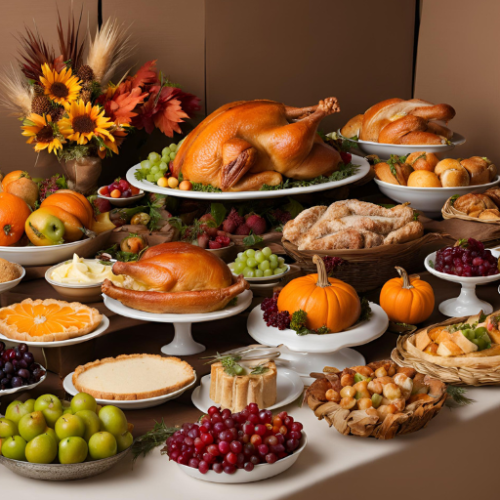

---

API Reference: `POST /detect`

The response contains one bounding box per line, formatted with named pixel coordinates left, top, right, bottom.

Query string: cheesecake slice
left=73, top=354, right=195, bottom=400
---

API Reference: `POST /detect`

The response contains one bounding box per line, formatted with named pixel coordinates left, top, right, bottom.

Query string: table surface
left=1, top=272, right=500, bottom=499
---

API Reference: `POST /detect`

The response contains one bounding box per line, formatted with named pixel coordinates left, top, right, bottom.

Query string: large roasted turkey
left=171, top=98, right=342, bottom=191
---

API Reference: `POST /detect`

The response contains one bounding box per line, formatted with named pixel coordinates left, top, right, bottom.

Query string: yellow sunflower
left=40, top=63, right=81, bottom=106
left=21, top=113, right=64, bottom=153
left=59, top=100, right=115, bottom=145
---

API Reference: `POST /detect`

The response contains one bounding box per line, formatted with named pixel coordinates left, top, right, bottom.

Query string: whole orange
left=0, top=192, right=31, bottom=246
left=2, top=170, right=31, bottom=191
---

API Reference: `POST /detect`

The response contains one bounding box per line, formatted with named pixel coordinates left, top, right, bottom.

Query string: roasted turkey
left=101, top=242, right=249, bottom=313
left=171, top=98, right=342, bottom=191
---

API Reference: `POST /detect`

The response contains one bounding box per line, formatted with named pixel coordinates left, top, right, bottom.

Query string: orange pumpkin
left=380, top=266, right=435, bottom=324
left=277, top=255, right=361, bottom=333
left=40, top=190, right=93, bottom=229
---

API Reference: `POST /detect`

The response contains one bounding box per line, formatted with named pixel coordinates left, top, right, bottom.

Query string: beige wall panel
left=206, top=0, right=416, bottom=133
left=0, top=1, right=97, bottom=178
left=415, top=0, right=500, bottom=159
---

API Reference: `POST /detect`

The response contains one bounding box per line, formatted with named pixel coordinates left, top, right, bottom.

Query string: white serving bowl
left=338, top=130, right=466, bottom=158
left=176, top=432, right=307, bottom=483
left=0, top=362, right=47, bottom=396
left=231, top=264, right=290, bottom=283
left=0, top=231, right=112, bottom=267
left=97, top=186, right=145, bottom=207
left=374, top=176, right=500, bottom=218
left=0, top=264, right=25, bottom=293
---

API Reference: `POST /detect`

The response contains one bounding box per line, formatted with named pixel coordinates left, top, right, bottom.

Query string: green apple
left=96, top=404, right=103, bottom=413
left=71, top=393, right=97, bottom=413
left=5, top=400, right=34, bottom=425
left=18, top=411, right=47, bottom=442
left=1, top=435, right=27, bottom=461
left=0, top=418, right=18, bottom=438
left=63, top=408, right=75, bottom=415
left=116, top=431, right=133, bottom=452
left=55, top=414, right=85, bottom=440
left=88, top=432, right=117, bottom=460
left=61, top=400, right=71, bottom=409
left=44, top=426, right=59, bottom=444
left=25, top=433, right=57, bottom=464
left=25, top=209, right=65, bottom=246
left=34, top=394, right=63, bottom=427
left=99, top=406, right=127, bottom=437
left=58, top=436, right=88, bottom=464
left=76, top=410, right=101, bottom=442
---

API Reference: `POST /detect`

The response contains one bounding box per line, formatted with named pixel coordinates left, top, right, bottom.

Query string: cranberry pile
left=0, top=342, right=46, bottom=390
left=434, top=238, right=499, bottom=277
left=261, top=292, right=290, bottom=330
left=164, top=404, right=303, bottom=475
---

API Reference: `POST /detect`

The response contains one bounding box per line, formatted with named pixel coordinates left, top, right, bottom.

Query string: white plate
left=247, top=302, right=388, bottom=354
left=176, top=432, right=307, bottom=483
left=374, top=176, right=500, bottom=218
left=126, top=155, right=370, bottom=201
left=0, top=364, right=47, bottom=396
left=191, top=367, right=304, bottom=414
left=231, top=265, right=290, bottom=283
left=97, top=186, right=145, bottom=207
left=338, top=130, right=466, bottom=158
left=0, top=231, right=112, bottom=267
left=63, top=371, right=197, bottom=410
left=0, top=316, right=110, bottom=348
left=0, top=266, right=25, bottom=293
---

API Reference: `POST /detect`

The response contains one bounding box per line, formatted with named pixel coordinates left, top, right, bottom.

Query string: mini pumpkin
left=380, top=266, right=435, bottom=324
left=277, top=255, right=361, bottom=333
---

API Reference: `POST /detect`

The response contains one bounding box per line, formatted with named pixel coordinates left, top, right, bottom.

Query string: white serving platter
left=63, top=371, right=197, bottom=410
left=97, top=186, right=145, bottom=207
left=0, top=316, right=110, bottom=348
left=126, top=155, right=370, bottom=201
left=191, top=367, right=304, bottom=413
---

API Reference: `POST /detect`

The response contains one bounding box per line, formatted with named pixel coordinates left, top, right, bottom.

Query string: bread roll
left=479, top=209, right=500, bottom=220
left=407, top=170, right=441, bottom=188
left=454, top=193, right=496, bottom=215
left=460, top=157, right=491, bottom=185
left=484, top=188, right=500, bottom=207
left=434, top=159, right=470, bottom=187
left=341, top=114, right=364, bottom=139
left=374, top=161, right=413, bottom=185
left=406, top=152, right=439, bottom=172
left=425, top=121, right=453, bottom=139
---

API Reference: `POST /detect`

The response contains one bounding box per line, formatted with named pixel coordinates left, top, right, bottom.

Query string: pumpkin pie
left=0, top=298, right=102, bottom=342
left=73, top=354, right=196, bottom=400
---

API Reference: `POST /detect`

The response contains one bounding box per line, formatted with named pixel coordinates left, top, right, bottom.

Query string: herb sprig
left=132, top=419, right=178, bottom=461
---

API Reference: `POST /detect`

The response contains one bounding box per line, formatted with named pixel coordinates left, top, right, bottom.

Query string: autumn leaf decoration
left=102, top=87, right=148, bottom=126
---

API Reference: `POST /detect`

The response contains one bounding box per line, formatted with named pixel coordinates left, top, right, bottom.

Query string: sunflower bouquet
left=0, top=8, right=200, bottom=192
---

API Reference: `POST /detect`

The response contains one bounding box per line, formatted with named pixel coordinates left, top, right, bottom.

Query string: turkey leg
left=219, top=138, right=257, bottom=190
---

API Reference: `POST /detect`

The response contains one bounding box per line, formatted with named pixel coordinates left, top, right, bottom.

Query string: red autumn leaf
left=53, top=55, right=66, bottom=72
left=176, top=91, right=201, bottom=117
left=154, top=97, right=189, bottom=136
left=104, top=87, right=148, bottom=125
left=130, top=60, right=159, bottom=89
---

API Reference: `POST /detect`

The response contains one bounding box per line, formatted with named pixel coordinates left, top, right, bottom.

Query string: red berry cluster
left=322, top=256, right=345, bottom=276
left=435, top=238, right=499, bottom=277
left=340, top=151, right=352, bottom=164
left=164, top=404, right=303, bottom=475
left=209, top=235, right=231, bottom=250
left=261, top=292, right=291, bottom=330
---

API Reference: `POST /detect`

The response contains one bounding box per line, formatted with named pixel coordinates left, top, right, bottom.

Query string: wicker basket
left=305, top=367, right=447, bottom=440
left=442, top=196, right=500, bottom=225
left=282, top=232, right=445, bottom=292
left=392, top=316, right=500, bottom=386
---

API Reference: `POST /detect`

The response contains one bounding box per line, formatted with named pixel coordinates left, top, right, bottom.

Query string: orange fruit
left=2, top=171, right=31, bottom=191
left=41, top=192, right=92, bottom=229
left=0, top=192, right=31, bottom=246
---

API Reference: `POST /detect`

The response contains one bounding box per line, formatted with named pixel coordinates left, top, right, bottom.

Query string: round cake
left=209, top=359, right=277, bottom=412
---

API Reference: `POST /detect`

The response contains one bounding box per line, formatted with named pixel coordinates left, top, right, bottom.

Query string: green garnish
left=290, top=310, right=308, bottom=331
left=203, top=353, right=246, bottom=376
left=250, top=364, right=270, bottom=375
left=243, top=233, right=264, bottom=248
left=446, top=386, right=474, bottom=407
left=132, top=419, right=178, bottom=461
left=316, top=325, right=331, bottom=335
left=358, top=297, right=372, bottom=323
left=210, top=203, right=227, bottom=227
left=147, top=194, right=169, bottom=231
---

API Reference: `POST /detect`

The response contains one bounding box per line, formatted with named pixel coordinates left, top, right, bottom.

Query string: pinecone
left=80, top=89, right=92, bottom=104
left=31, top=95, right=52, bottom=115
left=77, top=65, right=95, bottom=83
left=49, top=105, right=64, bottom=122
left=33, top=84, right=45, bottom=96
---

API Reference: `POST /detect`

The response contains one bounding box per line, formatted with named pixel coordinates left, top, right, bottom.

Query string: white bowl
left=0, top=231, right=112, bottom=267
left=0, top=264, right=25, bottom=293
left=97, top=186, right=145, bottom=207
left=176, top=432, right=307, bottom=483
left=0, top=363, right=47, bottom=396
left=231, top=264, right=290, bottom=283
left=374, top=176, right=500, bottom=218
left=338, top=130, right=466, bottom=158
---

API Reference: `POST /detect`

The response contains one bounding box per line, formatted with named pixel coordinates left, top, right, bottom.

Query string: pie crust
left=72, top=354, right=196, bottom=400
left=0, top=298, right=102, bottom=342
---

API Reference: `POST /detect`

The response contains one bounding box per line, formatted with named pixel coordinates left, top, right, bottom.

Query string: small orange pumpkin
left=380, top=266, right=435, bottom=324
left=40, top=190, right=93, bottom=229
left=277, top=255, right=361, bottom=333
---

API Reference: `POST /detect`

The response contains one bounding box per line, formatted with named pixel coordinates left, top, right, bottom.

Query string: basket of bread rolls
left=281, top=199, right=445, bottom=292
left=442, top=188, right=500, bottom=224
left=305, top=360, right=447, bottom=440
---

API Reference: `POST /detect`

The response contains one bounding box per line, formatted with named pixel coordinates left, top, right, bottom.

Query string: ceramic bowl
left=205, top=242, right=236, bottom=262
left=45, top=261, right=107, bottom=303
left=0, top=362, right=47, bottom=396
left=97, top=186, right=145, bottom=207
left=0, top=448, right=130, bottom=481
left=231, top=264, right=290, bottom=283
left=374, top=176, right=500, bottom=218
left=176, top=432, right=307, bottom=483
left=0, top=264, right=25, bottom=293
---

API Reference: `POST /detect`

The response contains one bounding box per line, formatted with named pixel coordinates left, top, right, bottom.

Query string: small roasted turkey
left=171, top=98, right=342, bottom=191
left=101, top=242, right=249, bottom=313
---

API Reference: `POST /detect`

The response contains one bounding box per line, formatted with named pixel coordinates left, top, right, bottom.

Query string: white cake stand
left=247, top=302, right=389, bottom=381
left=425, top=250, right=500, bottom=317
left=103, top=290, right=253, bottom=356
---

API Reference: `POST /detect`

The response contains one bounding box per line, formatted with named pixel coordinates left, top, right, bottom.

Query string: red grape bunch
left=0, top=342, right=46, bottom=390
left=261, top=292, right=291, bottom=330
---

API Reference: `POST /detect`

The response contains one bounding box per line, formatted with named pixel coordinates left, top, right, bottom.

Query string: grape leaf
left=210, top=203, right=227, bottom=227
left=243, top=233, right=264, bottom=247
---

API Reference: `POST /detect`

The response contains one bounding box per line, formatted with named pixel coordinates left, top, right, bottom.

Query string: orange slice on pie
left=0, top=298, right=102, bottom=342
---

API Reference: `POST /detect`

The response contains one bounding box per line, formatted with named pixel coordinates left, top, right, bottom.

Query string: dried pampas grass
left=0, top=64, right=33, bottom=116
left=87, top=18, right=134, bottom=87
